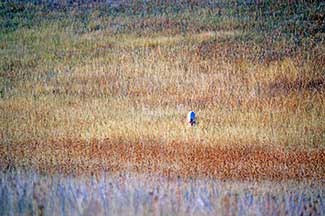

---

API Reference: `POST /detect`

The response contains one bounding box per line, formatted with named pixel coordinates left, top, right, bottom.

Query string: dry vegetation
left=0, top=0, right=324, bottom=180
left=2, top=138, right=325, bottom=181
left=1, top=171, right=324, bottom=216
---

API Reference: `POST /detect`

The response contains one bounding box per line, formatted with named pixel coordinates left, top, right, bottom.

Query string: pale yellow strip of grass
left=1, top=92, right=323, bottom=149
left=81, top=30, right=242, bottom=48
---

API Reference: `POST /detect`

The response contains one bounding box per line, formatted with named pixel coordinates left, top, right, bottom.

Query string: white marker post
left=188, top=111, right=196, bottom=126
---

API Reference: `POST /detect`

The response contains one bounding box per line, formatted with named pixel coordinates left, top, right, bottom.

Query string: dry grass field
left=1, top=171, right=324, bottom=215
left=0, top=0, right=324, bottom=179
left=1, top=1, right=325, bottom=215
left=2, top=138, right=325, bottom=181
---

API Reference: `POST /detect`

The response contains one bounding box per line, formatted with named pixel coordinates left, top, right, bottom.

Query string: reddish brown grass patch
left=1, top=139, right=324, bottom=181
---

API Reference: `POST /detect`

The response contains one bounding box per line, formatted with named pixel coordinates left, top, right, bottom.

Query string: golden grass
left=1, top=46, right=323, bottom=147
left=1, top=2, right=324, bottom=180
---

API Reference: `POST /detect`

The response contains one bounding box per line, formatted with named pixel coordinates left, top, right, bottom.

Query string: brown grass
left=1, top=1, right=324, bottom=181
left=2, top=138, right=324, bottom=181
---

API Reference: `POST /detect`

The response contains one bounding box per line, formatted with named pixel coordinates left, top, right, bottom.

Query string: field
left=0, top=0, right=324, bottom=215
left=1, top=171, right=324, bottom=215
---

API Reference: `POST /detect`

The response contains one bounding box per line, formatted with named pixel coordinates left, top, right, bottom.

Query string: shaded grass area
left=1, top=170, right=324, bottom=216
left=1, top=139, right=324, bottom=181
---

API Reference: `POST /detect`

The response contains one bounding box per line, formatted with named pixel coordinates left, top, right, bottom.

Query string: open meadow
left=0, top=0, right=324, bottom=215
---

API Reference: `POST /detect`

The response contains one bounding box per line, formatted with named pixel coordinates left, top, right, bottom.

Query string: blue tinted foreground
left=0, top=171, right=324, bottom=216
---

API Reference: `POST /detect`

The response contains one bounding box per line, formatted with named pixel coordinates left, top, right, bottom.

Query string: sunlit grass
left=0, top=1, right=324, bottom=180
